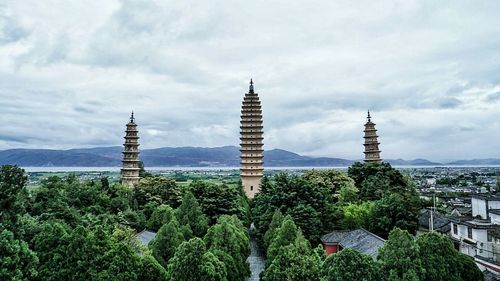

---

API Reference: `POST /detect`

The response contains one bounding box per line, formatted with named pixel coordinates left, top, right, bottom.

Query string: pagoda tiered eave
left=240, top=80, right=264, bottom=198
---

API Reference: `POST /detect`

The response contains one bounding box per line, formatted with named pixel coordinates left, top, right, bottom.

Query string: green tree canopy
left=134, top=176, right=183, bottom=208
left=262, top=240, right=320, bottom=281
left=263, top=210, right=284, bottom=250
left=190, top=180, right=248, bottom=224
left=348, top=162, right=411, bottom=200
left=95, top=243, right=142, bottom=281
left=108, top=183, right=134, bottom=213
left=166, top=237, right=228, bottom=281
left=32, top=222, right=147, bottom=281
left=31, top=176, right=73, bottom=220
left=252, top=173, right=335, bottom=243
left=0, top=229, right=38, bottom=281
left=340, top=201, right=374, bottom=230
left=149, top=218, right=185, bottom=268
left=0, top=165, right=28, bottom=229
left=288, top=203, right=323, bottom=241
left=30, top=175, right=131, bottom=228
left=176, top=192, right=209, bottom=238
left=302, top=170, right=357, bottom=202
left=65, top=178, right=110, bottom=214
left=456, top=252, right=483, bottom=281
left=0, top=163, right=484, bottom=281
left=371, top=193, right=419, bottom=238
left=337, top=184, right=359, bottom=204
left=320, top=248, right=381, bottom=281
left=266, top=217, right=301, bottom=263
left=416, top=232, right=463, bottom=281
left=138, top=254, right=169, bottom=281
left=378, top=228, right=422, bottom=280
left=204, top=215, right=250, bottom=280
left=347, top=163, right=420, bottom=238
left=146, top=204, right=175, bottom=231
left=118, top=208, right=146, bottom=231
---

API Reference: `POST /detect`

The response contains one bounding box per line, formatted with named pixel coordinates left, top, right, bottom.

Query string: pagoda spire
left=121, top=112, right=141, bottom=187
left=240, top=79, right=264, bottom=198
left=249, top=78, right=254, bottom=94
left=363, top=110, right=382, bottom=163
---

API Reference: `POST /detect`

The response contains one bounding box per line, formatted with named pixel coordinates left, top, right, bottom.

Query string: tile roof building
left=450, top=194, right=500, bottom=277
left=136, top=230, right=157, bottom=247
left=320, top=228, right=385, bottom=259
left=419, top=208, right=451, bottom=234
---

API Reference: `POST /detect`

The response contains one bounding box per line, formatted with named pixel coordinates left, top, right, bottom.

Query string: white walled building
left=450, top=195, right=500, bottom=275
left=472, top=196, right=500, bottom=219
left=490, top=210, right=500, bottom=225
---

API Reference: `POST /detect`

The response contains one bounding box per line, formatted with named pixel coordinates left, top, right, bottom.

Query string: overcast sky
left=1, top=1, right=499, bottom=161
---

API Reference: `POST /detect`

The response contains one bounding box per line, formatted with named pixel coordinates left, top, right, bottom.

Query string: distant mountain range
left=0, top=146, right=498, bottom=167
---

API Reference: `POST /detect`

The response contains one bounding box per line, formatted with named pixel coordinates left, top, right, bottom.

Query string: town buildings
left=240, top=79, right=264, bottom=198
left=121, top=112, right=141, bottom=186
left=450, top=194, right=500, bottom=275
left=419, top=208, right=451, bottom=234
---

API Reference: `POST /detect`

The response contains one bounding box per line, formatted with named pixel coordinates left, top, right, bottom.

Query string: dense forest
left=0, top=163, right=483, bottom=280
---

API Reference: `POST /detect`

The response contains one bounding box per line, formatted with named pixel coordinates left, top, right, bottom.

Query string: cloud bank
left=0, top=0, right=499, bottom=161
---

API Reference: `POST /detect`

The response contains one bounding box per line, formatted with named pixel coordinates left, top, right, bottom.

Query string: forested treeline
left=258, top=213, right=482, bottom=280
left=253, top=162, right=421, bottom=243
left=0, top=163, right=484, bottom=280
left=253, top=162, right=483, bottom=281
left=0, top=165, right=250, bottom=280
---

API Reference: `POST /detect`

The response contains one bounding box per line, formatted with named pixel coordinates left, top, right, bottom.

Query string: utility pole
left=430, top=193, right=435, bottom=232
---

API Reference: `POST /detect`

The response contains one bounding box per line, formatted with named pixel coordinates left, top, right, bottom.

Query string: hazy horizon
left=1, top=144, right=499, bottom=163
left=1, top=1, right=499, bottom=161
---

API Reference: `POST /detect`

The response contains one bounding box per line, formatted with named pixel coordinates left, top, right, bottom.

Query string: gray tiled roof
left=136, top=230, right=157, bottom=247
left=419, top=209, right=451, bottom=233
left=320, top=228, right=385, bottom=259
left=483, top=270, right=500, bottom=281
left=471, top=195, right=500, bottom=201
left=452, top=207, right=472, bottom=216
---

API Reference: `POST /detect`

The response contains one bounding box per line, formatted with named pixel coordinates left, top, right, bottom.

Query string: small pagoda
left=240, top=79, right=264, bottom=198
left=363, top=110, right=382, bottom=163
left=121, top=112, right=141, bottom=186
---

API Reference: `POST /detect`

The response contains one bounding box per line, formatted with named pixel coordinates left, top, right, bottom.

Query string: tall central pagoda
left=363, top=110, right=382, bottom=163
left=121, top=112, right=141, bottom=186
left=240, top=79, right=264, bottom=198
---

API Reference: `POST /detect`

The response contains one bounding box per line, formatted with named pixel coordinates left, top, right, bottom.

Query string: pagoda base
left=122, top=177, right=140, bottom=187
left=364, top=159, right=382, bottom=163
left=242, top=176, right=262, bottom=199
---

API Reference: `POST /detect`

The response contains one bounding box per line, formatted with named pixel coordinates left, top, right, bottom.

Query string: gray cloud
left=0, top=0, right=499, bottom=161
left=0, top=7, right=29, bottom=44
left=487, top=92, right=500, bottom=102
left=437, top=97, right=462, bottom=109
